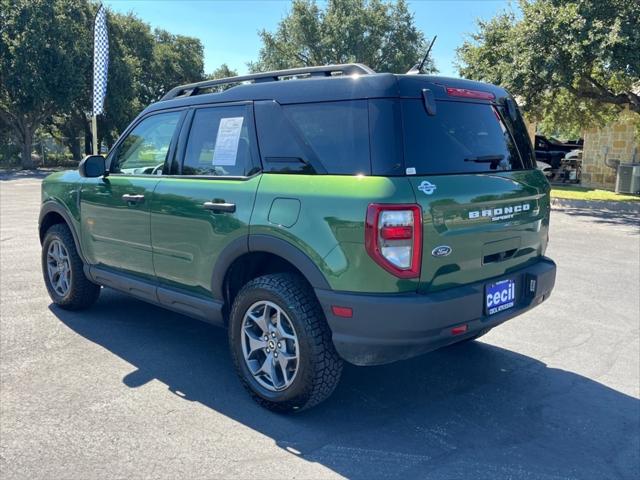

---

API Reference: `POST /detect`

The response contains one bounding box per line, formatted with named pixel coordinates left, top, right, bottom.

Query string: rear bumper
left=316, top=257, right=556, bottom=366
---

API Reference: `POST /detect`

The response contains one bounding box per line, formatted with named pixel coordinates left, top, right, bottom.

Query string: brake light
left=365, top=204, right=422, bottom=278
left=446, top=87, right=495, bottom=101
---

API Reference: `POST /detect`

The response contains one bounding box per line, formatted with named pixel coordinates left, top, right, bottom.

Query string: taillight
left=365, top=204, right=422, bottom=278
left=446, top=87, right=495, bottom=101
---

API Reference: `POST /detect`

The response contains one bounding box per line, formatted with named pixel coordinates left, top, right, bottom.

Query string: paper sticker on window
left=213, top=117, right=244, bottom=166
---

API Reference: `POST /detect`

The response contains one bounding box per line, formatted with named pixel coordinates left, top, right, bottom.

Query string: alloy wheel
left=241, top=300, right=300, bottom=392
left=46, top=239, right=71, bottom=297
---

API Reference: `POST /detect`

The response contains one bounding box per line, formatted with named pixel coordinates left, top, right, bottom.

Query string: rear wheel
left=228, top=273, right=343, bottom=412
left=42, top=223, right=100, bottom=310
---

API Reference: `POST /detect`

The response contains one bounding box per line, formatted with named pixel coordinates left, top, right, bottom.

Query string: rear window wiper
left=464, top=154, right=505, bottom=163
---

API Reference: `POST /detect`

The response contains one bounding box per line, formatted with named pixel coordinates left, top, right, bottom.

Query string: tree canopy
left=0, top=0, right=94, bottom=167
left=250, top=0, right=434, bottom=74
left=1, top=0, right=436, bottom=168
left=0, top=0, right=205, bottom=166
left=457, top=0, right=640, bottom=138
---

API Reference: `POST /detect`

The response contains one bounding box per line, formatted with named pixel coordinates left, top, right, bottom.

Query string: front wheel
left=228, top=273, right=343, bottom=412
left=42, top=223, right=100, bottom=310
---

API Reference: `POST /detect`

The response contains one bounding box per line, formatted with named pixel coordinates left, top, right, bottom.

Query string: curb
left=551, top=197, right=640, bottom=214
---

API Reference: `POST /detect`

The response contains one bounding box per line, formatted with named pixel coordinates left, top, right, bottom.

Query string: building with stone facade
left=580, top=109, right=639, bottom=190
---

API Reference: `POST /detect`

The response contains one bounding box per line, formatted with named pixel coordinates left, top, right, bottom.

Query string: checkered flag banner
left=92, top=5, right=109, bottom=116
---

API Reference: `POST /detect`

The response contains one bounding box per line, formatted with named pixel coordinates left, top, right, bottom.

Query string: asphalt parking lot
left=1, top=173, right=639, bottom=480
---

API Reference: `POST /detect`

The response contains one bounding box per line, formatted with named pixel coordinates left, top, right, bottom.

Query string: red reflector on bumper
left=451, top=325, right=468, bottom=335
left=331, top=306, right=353, bottom=318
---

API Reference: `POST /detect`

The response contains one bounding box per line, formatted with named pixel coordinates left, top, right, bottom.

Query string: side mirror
left=79, top=155, right=107, bottom=178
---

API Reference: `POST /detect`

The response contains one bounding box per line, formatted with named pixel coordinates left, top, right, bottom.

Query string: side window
left=283, top=100, right=370, bottom=175
left=183, top=105, right=254, bottom=177
left=112, top=112, right=181, bottom=175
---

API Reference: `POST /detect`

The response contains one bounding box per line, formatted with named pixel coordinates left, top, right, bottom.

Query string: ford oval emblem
left=431, top=245, right=452, bottom=257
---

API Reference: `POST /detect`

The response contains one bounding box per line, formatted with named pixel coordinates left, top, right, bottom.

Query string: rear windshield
left=402, top=100, right=534, bottom=175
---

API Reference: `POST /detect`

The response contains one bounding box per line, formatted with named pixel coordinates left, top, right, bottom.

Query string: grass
left=551, top=185, right=640, bottom=202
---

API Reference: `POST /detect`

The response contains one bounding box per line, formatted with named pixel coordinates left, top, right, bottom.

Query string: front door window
left=111, top=112, right=181, bottom=175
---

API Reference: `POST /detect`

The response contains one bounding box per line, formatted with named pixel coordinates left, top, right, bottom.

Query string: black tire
left=228, top=273, right=343, bottom=412
left=41, top=223, right=100, bottom=310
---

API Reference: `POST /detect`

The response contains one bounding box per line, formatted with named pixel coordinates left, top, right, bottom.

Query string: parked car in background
left=534, top=135, right=582, bottom=169
left=536, top=160, right=553, bottom=179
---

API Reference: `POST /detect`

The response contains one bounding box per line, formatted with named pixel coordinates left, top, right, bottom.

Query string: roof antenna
left=407, top=35, right=437, bottom=75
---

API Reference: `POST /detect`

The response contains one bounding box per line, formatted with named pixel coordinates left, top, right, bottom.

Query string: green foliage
left=204, top=64, right=240, bottom=93
left=149, top=29, right=205, bottom=100
left=208, top=64, right=239, bottom=80
left=0, top=0, right=205, bottom=166
left=0, top=0, right=435, bottom=168
left=457, top=0, right=640, bottom=135
left=0, top=0, right=94, bottom=167
left=250, top=0, right=434, bottom=74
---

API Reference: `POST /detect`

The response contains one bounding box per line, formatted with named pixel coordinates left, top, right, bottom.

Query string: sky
left=103, top=0, right=515, bottom=78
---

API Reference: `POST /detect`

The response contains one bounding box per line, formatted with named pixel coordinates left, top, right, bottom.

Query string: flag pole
left=92, top=115, right=98, bottom=155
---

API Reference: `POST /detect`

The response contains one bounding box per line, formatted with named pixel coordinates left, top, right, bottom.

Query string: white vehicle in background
left=536, top=160, right=553, bottom=179
left=537, top=149, right=582, bottom=183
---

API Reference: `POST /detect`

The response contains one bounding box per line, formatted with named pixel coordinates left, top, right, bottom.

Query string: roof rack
left=161, top=63, right=375, bottom=101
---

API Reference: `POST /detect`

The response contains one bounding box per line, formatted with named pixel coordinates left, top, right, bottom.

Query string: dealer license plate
left=485, top=279, right=516, bottom=315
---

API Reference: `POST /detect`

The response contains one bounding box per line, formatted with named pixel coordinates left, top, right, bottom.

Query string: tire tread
left=42, top=223, right=100, bottom=310
left=229, top=273, right=342, bottom=412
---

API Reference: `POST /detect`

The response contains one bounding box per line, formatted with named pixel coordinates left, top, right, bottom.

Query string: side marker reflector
left=451, top=325, right=468, bottom=335
left=331, top=306, right=353, bottom=318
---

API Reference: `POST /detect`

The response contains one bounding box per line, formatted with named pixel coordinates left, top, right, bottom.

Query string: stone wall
left=581, top=111, right=639, bottom=189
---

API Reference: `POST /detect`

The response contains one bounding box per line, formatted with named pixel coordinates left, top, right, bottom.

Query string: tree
left=0, top=0, right=93, bottom=168
left=146, top=29, right=205, bottom=101
left=204, top=64, right=239, bottom=92
left=208, top=64, right=238, bottom=80
left=250, top=0, right=434, bottom=74
left=457, top=0, right=640, bottom=137
left=0, top=0, right=205, bottom=166
left=49, top=9, right=205, bottom=157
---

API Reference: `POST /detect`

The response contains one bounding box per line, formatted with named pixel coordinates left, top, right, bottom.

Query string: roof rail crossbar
left=161, top=63, right=375, bottom=101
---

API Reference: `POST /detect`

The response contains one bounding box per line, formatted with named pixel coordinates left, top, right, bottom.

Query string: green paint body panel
left=150, top=176, right=259, bottom=297
left=41, top=168, right=551, bottom=298
left=80, top=175, right=160, bottom=280
left=408, top=169, right=550, bottom=292
left=252, top=174, right=418, bottom=293
left=41, top=170, right=84, bottom=234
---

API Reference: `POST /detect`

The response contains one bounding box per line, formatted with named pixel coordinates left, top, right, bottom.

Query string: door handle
left=203, top=201, right=236, bottom=213
left=121, top=194, right=145, bottom=204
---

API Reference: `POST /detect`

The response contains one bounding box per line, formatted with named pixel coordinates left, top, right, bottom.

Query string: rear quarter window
left=283, top=100, right=370, bottom=175
left=402, top=100, right=532, bottom=175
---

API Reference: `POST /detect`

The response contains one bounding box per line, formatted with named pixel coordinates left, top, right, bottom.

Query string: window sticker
left=213, top=117, right=244, bottom=166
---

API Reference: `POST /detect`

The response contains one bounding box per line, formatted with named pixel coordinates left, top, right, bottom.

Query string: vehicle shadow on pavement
left=51, top=288, right=640, bottom=480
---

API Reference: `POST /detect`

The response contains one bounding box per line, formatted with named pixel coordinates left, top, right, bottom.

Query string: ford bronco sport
left=39, top=64, right=556, bottom=411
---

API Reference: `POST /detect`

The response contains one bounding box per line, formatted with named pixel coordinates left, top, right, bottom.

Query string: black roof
left=143, top=64, right=510, bottom=116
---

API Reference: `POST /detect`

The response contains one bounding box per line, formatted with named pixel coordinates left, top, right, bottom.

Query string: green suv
left=39, top=64, right=556, bottom=411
